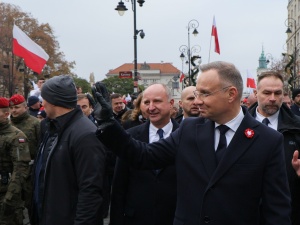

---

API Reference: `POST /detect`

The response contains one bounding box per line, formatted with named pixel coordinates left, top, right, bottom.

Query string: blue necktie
left=262, top=118, right=270, bottom=126
left=216, top=125, right=230, bottom=163
left=154, top=129, right=164, bottom=174
left=157, top=128, right=164, bottom=139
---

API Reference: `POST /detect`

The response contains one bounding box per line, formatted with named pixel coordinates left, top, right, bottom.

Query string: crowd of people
left=0, top=61, right=300, bottom=225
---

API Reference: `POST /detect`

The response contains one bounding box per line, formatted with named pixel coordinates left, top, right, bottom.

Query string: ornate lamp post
left=115, top=0, right=145, bottom=93
left=285, top=17, right=299, bottom=90
left=179, top=44, right=201, bottom=86
left=178, top=19, right=200, bottom=87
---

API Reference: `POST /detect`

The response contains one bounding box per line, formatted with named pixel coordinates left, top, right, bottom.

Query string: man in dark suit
left=95, top=61, right=291, bottom=225
left=175, top=86, right=200, bottom=124
left=248, top=71, right=300, bottom=225
left=110, top=83, right=179, bottom=225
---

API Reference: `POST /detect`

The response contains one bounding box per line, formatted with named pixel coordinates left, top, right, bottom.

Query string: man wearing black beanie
left=31, top=75, right=105, bottom=225
left=291, top=89, right=300, bottom=116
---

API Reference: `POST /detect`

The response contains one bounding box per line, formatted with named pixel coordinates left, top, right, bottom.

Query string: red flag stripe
left=211, top=16, right=220, bottom=54
left=13, top=25, right=49, bottom=74
left=179, top=73, right=185, bottom=82
left=13, top=39, right=47, bottom=74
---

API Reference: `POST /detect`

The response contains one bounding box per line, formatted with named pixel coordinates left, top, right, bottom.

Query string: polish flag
left=13, top=25, right=49, bottom=74
left=246, top=70, right=256, bottom=88
left=211, top=16, right=220, bottom=54
left=179, top=72, right=185, bottom=82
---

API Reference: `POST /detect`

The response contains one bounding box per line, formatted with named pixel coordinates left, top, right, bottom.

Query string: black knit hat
left=292, top=89, right=300, bottom=100
left=27, top=96, right=40, bottom=107
left=41, top=75, right=77, bottom=108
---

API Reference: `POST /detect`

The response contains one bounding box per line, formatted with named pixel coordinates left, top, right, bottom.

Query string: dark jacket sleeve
left=97, top=121, right=178, bottom=169
left=73, top=132, right=106, bottom=224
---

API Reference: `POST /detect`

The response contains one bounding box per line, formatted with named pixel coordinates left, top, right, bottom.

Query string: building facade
left=106, top=62, right=182, bottom=101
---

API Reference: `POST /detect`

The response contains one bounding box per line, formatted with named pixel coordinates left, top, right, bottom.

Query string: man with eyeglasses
left=93, top=61, right=291, bottom=225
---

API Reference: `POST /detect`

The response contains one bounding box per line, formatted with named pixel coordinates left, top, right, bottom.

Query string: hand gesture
left=91, top=82, right=114, bottom=129
left=292, top=150, right=300, bottom=177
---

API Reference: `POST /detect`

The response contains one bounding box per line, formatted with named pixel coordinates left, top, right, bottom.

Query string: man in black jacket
left=110, top=84, right=179, bottom=225
left=248, top=71, right=300, bottom=225
left=31, top=75, right=105, bottom=225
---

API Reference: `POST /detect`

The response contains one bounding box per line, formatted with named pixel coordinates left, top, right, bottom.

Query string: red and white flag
left=211, top=16, right=220, bottom=54
left=179, top=72, right=185, bottom=83
left=13, top=25, right=49, bottom=74
left=246, top=70, right=256, bottom=89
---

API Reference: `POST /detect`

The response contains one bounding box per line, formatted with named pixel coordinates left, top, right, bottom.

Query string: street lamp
left=285, top=17, right=299, bottom=90
left=115, top=0, right=145, bottom=93
left=179, top=19, right=199, bottom=87
left=179, top=44, right=201, bottom=86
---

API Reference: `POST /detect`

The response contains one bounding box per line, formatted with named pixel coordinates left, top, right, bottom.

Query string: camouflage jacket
left=0, top=119, right=31, bottom=213
left=10, top=111, right=40, bottom=160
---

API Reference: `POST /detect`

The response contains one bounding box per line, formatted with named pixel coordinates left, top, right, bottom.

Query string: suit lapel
left=196, top=120, right=218, bottom=179
left=134, top=121, right=150, bottom=143
left=207, top=111, right=261, bottom=188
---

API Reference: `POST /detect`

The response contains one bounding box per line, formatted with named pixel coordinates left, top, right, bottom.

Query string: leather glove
left=86, top=93, right=96, bottom=109
left=92, top=82, right=110, bottom=103
left=92, top=82, right=115, bottom=129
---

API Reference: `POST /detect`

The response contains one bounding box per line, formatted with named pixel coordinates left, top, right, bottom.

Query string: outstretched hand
left=92, top=82, right=115, bottom=129
left=292, top=150, right=300, bottom=177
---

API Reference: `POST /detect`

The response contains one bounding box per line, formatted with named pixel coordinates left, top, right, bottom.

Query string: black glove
left=92, top=82, right=110, bottom=103
left=86, top=93, right=96, bottom=109
left=91, top=81, right=115, bottom=129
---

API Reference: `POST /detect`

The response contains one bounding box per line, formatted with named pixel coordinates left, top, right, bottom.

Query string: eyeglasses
left=193, top=86, right=231, bottom=100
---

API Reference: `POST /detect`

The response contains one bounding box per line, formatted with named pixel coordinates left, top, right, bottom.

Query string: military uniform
left=10, top=111, right=40, bottom=217
left=10, top=112, right=40, bottom=159
left=0, top=119, right=31, bottom=225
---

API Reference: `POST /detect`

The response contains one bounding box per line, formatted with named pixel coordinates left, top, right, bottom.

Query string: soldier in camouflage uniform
left=0, top=97, right=31, bottom=225
left=9, top=94, right=40, bottom=217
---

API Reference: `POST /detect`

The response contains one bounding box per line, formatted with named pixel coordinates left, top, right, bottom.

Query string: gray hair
left=200, top=61, right=244, bottom=99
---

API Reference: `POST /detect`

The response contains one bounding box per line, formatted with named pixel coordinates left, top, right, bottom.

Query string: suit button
left=203, top=216, right=210, bottom=223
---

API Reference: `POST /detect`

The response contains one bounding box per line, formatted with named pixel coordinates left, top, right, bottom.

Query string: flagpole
left=208, top=36, right=212, bottom=63
left=11, top=53, right=14, bottom=96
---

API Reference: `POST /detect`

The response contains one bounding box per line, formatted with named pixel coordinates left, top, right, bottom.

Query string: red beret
left=9, top=94, right=25, bottom=106
left=0, top=97, right=9, bottom=108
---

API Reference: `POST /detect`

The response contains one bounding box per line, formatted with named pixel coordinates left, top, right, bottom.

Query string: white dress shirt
left=149, top=120, right=173, bottom=143
left=214, top=107, right=244, bottom=150
left=255, top=107, right=279, bottom=130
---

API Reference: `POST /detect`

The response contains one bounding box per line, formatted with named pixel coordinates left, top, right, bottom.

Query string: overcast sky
left=4, top=0, right=287, bottom=84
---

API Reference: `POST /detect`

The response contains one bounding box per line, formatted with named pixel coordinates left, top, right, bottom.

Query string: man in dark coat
left=291, top=89, right=300, bottom=116
left=175, top=86, right=200, bottom=124
left=31, top=75, right=105, bottom=225
left=248, top=71, right=300, bottom=225
left=110, top=84, right=179, bottom=225
left=27, top=96, right=41, bottom=117
left=94, top=61, right=291, bottom=225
